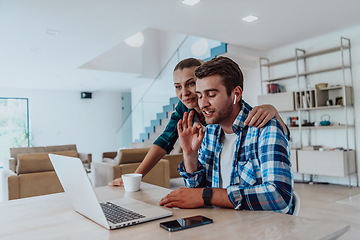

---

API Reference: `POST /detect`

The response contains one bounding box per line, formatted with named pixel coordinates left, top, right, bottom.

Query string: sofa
left=92, top=148, right=183, bottom=188
left=2, top=150, right=80, bottom=200
left=160, top=154, right=183, bottom=179
left=8, top=144, right=92, bottom=173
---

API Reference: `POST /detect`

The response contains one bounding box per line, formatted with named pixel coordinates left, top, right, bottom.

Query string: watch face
left=202, top=187, right=212, bottom=206
left=203, top=188, right=211, bottom=197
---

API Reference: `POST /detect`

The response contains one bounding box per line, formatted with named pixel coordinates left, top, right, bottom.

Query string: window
left=0, top=98, right=30, bottom=168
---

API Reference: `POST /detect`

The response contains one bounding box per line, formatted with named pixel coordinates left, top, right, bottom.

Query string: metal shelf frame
left=259, top=37, right=358, bottom=187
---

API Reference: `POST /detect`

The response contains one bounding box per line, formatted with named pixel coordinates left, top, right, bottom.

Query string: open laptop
left=49, top=154, right=172, bottom=230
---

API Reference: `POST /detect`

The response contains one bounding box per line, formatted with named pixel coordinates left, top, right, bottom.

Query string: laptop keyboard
left=100, top=202, right=145, bottom=224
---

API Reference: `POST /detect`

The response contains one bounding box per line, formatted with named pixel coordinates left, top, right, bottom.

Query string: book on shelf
left=302, top=95, right=308, bottom=108
left=267, top=83, right=286, bottom=94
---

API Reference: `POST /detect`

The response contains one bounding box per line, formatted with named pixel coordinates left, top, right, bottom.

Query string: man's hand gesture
left=177, top=111, right=204, bottom=173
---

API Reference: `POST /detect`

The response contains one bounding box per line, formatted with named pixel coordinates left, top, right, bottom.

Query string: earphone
left=233, top=95, right=237, bottom=105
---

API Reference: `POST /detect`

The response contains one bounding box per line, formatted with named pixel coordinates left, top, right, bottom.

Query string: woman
left=109, top=58, right=288, bottom=186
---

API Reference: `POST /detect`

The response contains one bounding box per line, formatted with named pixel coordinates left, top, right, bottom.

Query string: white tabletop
left=0, top=183, right=349, bottom=240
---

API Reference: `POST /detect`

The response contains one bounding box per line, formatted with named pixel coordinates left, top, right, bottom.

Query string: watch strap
left=202, top=187, right=213, bottom=206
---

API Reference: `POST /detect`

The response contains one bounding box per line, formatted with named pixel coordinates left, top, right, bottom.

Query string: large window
left=0, top=98, right=30, bottom=168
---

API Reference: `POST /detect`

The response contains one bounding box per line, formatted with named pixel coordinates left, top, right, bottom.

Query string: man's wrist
left=202, top=187, right=212, bottom=206
left=183, top=152, right=199, bottom=173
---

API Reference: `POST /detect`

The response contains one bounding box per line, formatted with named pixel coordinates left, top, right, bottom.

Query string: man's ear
left=233, top=86, right=243, bottom=104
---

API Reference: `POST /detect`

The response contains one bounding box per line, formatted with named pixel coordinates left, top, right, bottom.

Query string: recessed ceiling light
left=182, top=0, right=200, bottom=6
left=45, top=29, right=61, bottom=36
left=30, top=47, right=41, bottom=52
left=125, top=32, right=144, bottom=48
left=242, top=15, right=259, bottom=23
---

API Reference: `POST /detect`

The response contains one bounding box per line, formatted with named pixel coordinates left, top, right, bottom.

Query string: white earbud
left=233, top=95, right=237, bottom=105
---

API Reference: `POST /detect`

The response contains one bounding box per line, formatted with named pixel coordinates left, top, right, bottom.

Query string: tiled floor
left=286, top=183, right=360, bottom=239
left=337, top=193, right=360, bottom=209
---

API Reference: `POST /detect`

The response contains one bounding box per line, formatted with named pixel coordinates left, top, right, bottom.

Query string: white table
left=0, top=183, right=349, bottom=240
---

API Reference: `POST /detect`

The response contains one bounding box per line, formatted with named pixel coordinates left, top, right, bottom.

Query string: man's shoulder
left=256, top=118, right=287, bottom=138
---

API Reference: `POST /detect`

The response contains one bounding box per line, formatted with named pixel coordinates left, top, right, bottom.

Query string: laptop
left=49, top=154, right=172, bottom=230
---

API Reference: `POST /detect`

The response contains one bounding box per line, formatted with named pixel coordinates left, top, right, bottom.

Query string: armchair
left=161, top=154, right=183, bottom=178
left=92, top=148, right=170, bottom=188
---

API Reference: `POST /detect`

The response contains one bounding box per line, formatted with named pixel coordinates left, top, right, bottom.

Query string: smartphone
left=160, top=215, right=213, bottom=232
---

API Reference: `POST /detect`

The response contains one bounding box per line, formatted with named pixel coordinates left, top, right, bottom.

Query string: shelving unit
left=258, top=37, right=357, bottom=187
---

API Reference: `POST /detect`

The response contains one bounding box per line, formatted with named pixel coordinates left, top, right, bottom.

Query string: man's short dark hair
left=194, top=56, right=243, bottom=95
left=173, top=58, right=203, bottom=72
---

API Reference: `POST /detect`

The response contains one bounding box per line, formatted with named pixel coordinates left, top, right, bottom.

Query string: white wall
left=245, top=25, right=360, bottom=185
left=0, top=88, right=124, bottom=162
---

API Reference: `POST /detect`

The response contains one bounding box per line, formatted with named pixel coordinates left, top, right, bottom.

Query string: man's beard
left=203, top=99, right=233, bottom=124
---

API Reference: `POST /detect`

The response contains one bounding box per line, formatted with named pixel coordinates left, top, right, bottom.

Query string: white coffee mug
left=122, top=173, right=142, bottom=192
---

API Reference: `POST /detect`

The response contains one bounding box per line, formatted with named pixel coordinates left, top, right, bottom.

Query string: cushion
left=161, top=154, right=183, bottom=178
left=45, top=144, right=77, bottom=152
left=18, top=171, right=64, bottom=199
left=103, top=157, right=116, bottom=164
left=10, top=146, right=46, bottom=159
left=16, top=150, right=78, bottom=174
left=115, top=148, right=150, bottom=165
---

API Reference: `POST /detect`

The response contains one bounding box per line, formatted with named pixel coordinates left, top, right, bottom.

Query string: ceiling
left=1, top=0, right=360, bottom=92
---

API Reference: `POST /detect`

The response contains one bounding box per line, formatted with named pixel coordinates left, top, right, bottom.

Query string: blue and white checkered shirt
left=178, top=100, right=294, bottom=214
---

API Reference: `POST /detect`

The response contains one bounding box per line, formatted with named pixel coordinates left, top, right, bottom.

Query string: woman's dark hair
left=194, top=56, right=243, bottom=95
left=173, top=58, right=203, bottom=72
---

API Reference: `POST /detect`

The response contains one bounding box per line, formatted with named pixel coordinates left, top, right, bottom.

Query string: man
left=160, top=56, right=293, bottom=214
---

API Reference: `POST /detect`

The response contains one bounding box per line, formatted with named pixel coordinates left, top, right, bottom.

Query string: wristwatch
left=202, top=187, right=213, bottom=206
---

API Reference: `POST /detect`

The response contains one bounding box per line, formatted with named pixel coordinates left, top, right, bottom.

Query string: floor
left=170, top=178, right=360, bottom=240
left=295, top=183, right=360, bottom=240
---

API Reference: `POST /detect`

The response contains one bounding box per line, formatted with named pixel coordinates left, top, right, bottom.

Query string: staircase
left=134, top=97, right=179, bottom=146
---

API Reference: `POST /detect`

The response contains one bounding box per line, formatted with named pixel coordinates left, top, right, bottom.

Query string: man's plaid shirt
left=179, top=101, right=294, bottom=214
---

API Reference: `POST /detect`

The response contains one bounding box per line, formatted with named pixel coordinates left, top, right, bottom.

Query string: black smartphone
left=160, top=215, right=213, bottom=232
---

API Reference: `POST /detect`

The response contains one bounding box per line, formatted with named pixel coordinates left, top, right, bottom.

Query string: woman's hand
left=108, top=177, right=123, bottom=187
left=244, top=104, right=289, bottom=136
left=244, top=104, right=277, bottom=128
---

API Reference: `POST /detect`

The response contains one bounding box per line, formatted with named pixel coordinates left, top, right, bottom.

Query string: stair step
left=169, top=97, right=179, bottom=106
left=163, top=104, right=174, bottom=113
left=149, top=132, right=159, bottom=140
left=161, top=118, right=170, bottom=126
left=140, top=133, right=149, bottom=141
left=151, top=119, right=161, bottom=128
left=157, top=112, right=167, bottom=120
left=147, top=137, right=157, bottom=143
left=131, top=141, right=153, bottom=148
left=155, top=124, right=166, bottom=133
left=145, top=126, right=155, bottom=134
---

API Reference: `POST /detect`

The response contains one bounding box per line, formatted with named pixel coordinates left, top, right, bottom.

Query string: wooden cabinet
left=297, top=150, right=355, bottom=177
left=258, top=37, right=357, bottom=186
left=290, top=149, right=298, bottom=173
left=258, top=92, right=295, bottom=112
